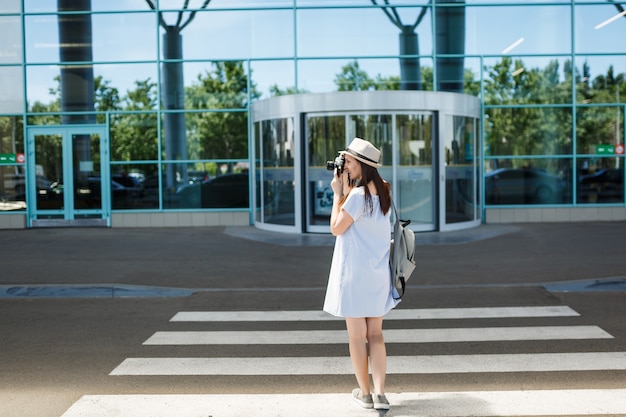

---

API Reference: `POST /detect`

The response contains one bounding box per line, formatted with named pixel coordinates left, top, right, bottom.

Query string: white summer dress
left=323, top=187, right=401, bottom=318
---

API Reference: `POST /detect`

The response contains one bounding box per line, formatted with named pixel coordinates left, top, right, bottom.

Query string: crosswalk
left=61, top=305, right=626, bottom=417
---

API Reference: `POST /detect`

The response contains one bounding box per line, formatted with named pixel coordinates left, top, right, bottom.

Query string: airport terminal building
left=0, top=0, right=624, bottom=233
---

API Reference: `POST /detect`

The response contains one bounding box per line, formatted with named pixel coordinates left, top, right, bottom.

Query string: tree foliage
left=186, top=61, right=260, bottom=160
left=27, top=57, right=624, bottom=174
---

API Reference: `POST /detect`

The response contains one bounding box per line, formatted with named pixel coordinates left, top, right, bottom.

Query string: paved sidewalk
left=0, top=222, right=624, bottom=296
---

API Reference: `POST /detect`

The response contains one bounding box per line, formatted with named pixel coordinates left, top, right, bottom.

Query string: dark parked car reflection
left=578, top=168, right=624, bottom=203
left=177, top=173, right=249, bottom=208
left=485, top=168, right=566, bottom=204
left=37, top=177, right=140, bottom=209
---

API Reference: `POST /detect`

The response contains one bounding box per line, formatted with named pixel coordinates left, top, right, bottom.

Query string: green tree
left=334, top=60, right=376, bottom=91
left=186, top=61, right=260, bottom=161
left=268, top=85, right=310, bottom=96
left=110, top=79, right=159, bottom=161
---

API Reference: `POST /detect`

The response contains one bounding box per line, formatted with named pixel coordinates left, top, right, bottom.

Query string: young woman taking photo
left=323, top=138, right=400, bottom=411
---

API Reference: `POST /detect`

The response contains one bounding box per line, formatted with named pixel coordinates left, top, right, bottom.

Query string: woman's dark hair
left=358, top=162, right=391, bottom=215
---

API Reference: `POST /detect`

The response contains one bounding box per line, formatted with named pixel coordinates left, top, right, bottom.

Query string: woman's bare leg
left=345, top=317, right=370, bottom=394
left=365, top=316, right=386, bottom=394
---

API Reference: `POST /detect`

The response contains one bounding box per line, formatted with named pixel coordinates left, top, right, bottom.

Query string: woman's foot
left=372, top=393, right=390, bottom=410
left=352, top=388, right=373, bottom=409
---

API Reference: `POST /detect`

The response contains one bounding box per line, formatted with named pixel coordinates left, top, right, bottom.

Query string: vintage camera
left=326, top=156, right=345, bottom=175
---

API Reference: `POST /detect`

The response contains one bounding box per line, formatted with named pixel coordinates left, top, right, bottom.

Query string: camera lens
left=326, top=161, right=335, bottom=171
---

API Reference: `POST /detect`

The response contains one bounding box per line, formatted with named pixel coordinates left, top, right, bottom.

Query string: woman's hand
left=330, top=170, right=347, bottom=196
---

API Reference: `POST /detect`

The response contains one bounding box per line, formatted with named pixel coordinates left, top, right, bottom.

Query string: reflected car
left=177, top=173, right=249, bottom=208
left=3, top=173, right=52, bottom=199
left=38, top=177, right=140, bottom=209
left=578, top=168, right=624, bottom=203
left=485, top=168, right=565, bottom=204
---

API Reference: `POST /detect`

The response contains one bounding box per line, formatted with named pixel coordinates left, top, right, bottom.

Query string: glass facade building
left=0, top=0, right=624, bottom=230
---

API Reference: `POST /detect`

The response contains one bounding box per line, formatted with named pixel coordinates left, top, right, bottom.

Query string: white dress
left=323, top=187, right=401, bottom=318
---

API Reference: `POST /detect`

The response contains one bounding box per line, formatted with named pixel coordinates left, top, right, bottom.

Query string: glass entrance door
left=26, top=126, right=110, bottom=227
left=304, top=112, right=437, bottom=233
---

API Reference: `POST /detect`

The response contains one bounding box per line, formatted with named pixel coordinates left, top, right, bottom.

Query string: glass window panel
left=396, top=113, right=434, bottom=225
left=109, top=163, right=153, bottom=209
left=0, top=15, right=22, bottom=64
left=33, top=133, right=63, bottom=211
left=484, top=158, right=571, bottom=205
left=0, top=165, right=26, bottom=210
left=110, top=113, right=159, bottom=161
left=24, top=15, right=59, bottom=63
left=465, top=5, right=571, bottom=55
left=297, top=7, right=432, bottom=58
left=25, top=12, right=157, bottom=63
left=161, top=10, right=293, bottom=61
left=485, top=107, right=573, bottom=156
left=26, top=63, right=158, bottom=113
left=445, top=116, right=476, bottom=223
left=181, top=61, right=253, bottom=110
left=0, top=117, right=25, bottom=209
left=466, top=0, right=570, bottom=2
left=576, top=105, right=623, bottom=154
left=92, top=13, right=157, bottom=61
left=175, top=162, right=249, bottom=209
left=575, top=56, right=626, bottom=104
left=0, top=116, right=23, bottom=155
left=460, top=57, right=482, bottom=97
left=348, top=114, right=393, bottom=165
left=261, top=118, right=294, bottom=225
left=575, top=4, right=626, bottom=54
left=132, top=163, right=159, bottom=209
left=483, top=57, right=574, bottom=105
left=576, top=157, right=624, bottom=204
left=25, top=1, right=153, bottom=12
left=251, top=60, right=296, bottom=100
left=181, top=111, right=249, bottom=160
left=160, top=162, right=185, bottom=209
left=254, top=121, right=262, bottom=222
left=0, top=0, right=20, bottom=13
left=26, top=114, right=63, bottom=125
left=0, top=66, right=24, bottom=113
left=159, top=0, right=293, bottom=9
left=306, top=114, right=346, bottom=226
left=297, top=1, right=428, bottom=5
left=297, top=58, right=429, bottom=94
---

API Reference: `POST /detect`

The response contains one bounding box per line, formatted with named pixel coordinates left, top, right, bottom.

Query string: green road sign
left=596, top=144, right=615, bottom=155
left=0, top=153, right=17, bottom=164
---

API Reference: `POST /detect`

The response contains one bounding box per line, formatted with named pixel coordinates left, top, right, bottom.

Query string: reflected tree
left=186, top=61, right=259, bottom=167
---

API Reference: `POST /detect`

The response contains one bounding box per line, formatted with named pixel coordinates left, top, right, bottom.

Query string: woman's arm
left=329, top=171, right=353, bottom=236
left=330, top=194, right=354, bottom=236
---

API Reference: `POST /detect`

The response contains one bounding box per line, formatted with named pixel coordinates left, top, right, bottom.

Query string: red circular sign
left=16, top=153, right=25, bottom=163
left=616, top=144, right=625, bottom=155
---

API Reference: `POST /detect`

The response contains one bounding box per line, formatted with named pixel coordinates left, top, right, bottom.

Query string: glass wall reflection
left=258, top=118, right=295, bottom=226
left=1, top=0, right=624, bottom=220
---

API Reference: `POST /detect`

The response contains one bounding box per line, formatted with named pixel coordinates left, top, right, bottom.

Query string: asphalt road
left=1, top=222, right=625, bottom=416
left=2, top=285, right=626, bottom=417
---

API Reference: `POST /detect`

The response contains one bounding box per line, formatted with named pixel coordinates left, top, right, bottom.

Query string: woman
left=323, top=137, right=400, bottom=411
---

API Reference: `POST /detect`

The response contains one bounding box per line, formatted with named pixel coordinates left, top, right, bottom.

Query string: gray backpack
left=389, top=200, right=416, bottom=299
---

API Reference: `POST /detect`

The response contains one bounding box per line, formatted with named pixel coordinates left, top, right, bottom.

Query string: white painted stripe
left=144, top=325, right=613, bottom=345
left=170, top=306, right=579, bottom=322
left=110, top=351, right=626, bottom=375
left=61, top=389, right=626, bottom=417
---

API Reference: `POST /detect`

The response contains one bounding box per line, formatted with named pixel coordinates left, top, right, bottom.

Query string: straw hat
left=339, top=138, right=382, bottom=168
